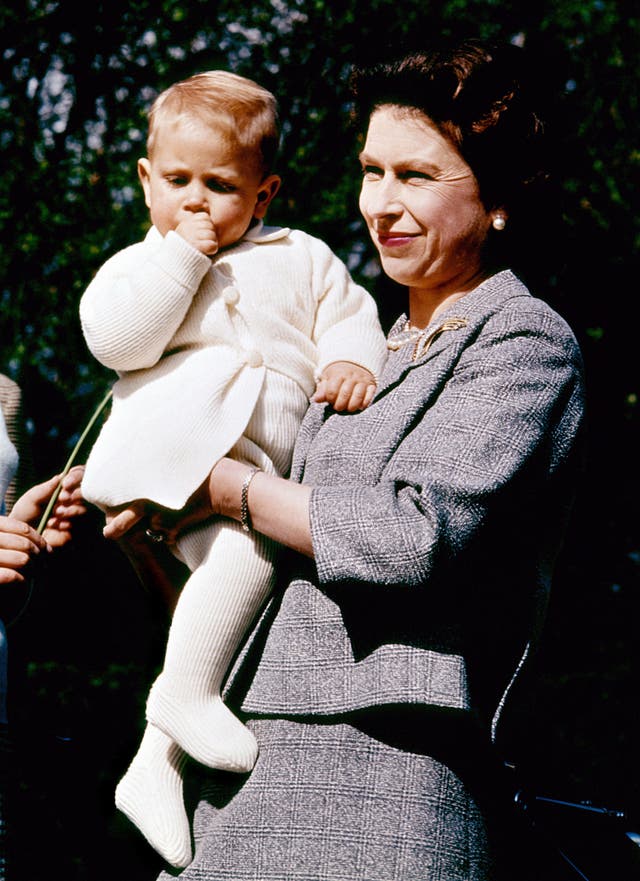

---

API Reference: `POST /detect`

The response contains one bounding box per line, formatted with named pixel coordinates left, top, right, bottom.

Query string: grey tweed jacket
left=233, top=269, right=585, bottom=740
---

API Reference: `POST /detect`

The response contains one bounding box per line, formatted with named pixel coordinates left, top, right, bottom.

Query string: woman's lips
left=377, top=232, right=415, bottom=247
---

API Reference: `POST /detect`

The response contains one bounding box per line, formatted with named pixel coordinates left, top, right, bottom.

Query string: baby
left=79, top=70, right=387, bottom=867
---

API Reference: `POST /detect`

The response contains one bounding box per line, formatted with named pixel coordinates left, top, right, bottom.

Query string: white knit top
left=0, top=408, right=18, bottom=513
left=80, top=223, right=387, bottom=510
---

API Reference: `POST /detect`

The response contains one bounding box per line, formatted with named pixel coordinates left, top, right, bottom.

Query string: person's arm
left=106, top=301, right=584, bottom=580
left=206, top=459, right=314, bottom=557
left=80, top=232, right=211, bottom=372
left=104, top=459, right=314, bottom=559
left=307, top=304, right=586, bottom=589
left=312, top=361, right=377, bottom=412
left=303, top=234, right=387, bottom=384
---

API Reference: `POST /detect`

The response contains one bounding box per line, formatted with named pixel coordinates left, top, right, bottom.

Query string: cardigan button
left=223, top=288, right=240, bottom=306
left=245, top=349, right=263, bottom=368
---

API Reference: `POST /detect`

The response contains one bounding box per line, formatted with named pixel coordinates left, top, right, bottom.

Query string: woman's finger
left=103, top=506, right=145, bottom=540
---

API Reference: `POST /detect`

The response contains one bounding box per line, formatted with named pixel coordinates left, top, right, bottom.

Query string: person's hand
left=0, top=516, right=48, bottom=585
left=41, top=466, right=89, bottom=548
left=9, top=466, right=87, bottom=549
left=312, top=361, right=377, bottom=412
left=175, top=211, right=219, bottom=257
left=103, top=480, right=214, bottom=545
left=107, top=512, right=188, bottom=613
left=103, top=499, right=149, bottom=541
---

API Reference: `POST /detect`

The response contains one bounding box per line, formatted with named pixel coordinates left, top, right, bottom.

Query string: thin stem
left=37, top=387, right=113, bottom=534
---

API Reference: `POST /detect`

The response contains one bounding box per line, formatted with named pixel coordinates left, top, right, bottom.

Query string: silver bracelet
left=240, top=467, right=261, bottom=533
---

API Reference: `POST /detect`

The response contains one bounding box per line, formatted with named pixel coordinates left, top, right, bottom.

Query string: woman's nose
left=361, top=175, right=402, bottom=218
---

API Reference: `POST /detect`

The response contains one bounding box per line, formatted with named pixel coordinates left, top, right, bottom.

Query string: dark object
left=511, top=769, right=640, bottom=880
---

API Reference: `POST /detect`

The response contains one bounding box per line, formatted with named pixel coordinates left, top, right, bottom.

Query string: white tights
left=115, top=519, right=275, bottom=867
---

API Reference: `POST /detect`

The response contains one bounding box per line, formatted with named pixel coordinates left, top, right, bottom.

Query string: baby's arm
left=312, top=361, right=377, bottom=412
left=304, top=237, right=387, bottom=399
left=80, top=230, right=213, bottom=372
left=174, top=211, right=219, bottom=257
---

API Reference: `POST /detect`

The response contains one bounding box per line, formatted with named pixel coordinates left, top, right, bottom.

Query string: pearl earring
left=492, top=214, right=506, bottom=231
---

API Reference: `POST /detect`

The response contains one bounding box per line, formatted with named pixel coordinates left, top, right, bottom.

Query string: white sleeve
left=308, top=237, right=387, bottom=381
left=79, top=230, right=212, bottom=371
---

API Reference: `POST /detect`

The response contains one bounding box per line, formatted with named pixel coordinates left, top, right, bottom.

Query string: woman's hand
left=105, top=456, right=314, bottom=559
left=102, top=499, right=196, bottom=614
left=109, top=515, right=187, bottom=613
left=0, top=515, right=48, bottom=585
left=103, top=480, right=215, bottom=545
left=103, top=499, right=149, bottom=541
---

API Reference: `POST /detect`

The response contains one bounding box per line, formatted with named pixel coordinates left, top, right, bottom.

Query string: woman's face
left=359, top=105, right=496, bottom=304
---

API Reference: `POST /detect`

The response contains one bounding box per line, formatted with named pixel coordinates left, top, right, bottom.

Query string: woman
left=108, top=38, right=585, bottom=880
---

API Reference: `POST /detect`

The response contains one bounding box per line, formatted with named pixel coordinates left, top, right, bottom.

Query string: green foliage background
left=0, top=1, right=639, bottom=878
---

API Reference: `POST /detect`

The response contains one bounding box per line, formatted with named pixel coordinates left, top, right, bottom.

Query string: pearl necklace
left=387, top=317, right=468, bottom=361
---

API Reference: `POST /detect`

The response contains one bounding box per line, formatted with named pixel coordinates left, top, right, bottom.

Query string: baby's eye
left=207, top=179, right=236, bottom=193
left=166, top=175, right=188, bottom=187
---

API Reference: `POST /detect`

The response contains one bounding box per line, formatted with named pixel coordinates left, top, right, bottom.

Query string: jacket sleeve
left=307, top=236, right=387, bottom=381
left=79, top=230, right=211, bottom=371
left=309, top=302, right=585, bottom=588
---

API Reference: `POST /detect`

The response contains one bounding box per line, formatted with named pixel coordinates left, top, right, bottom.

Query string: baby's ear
left=253, top=175, right=281, bottom=219
left=137, top=158, right=153, bottom=209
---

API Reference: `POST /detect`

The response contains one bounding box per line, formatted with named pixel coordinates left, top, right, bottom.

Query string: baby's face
left=138, top=118, right=277, bottom=250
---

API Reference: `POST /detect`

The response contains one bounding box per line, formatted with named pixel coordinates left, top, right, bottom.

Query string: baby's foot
left=147, top=683, right=258, bottom=772
left=115, top=724, right=192, bottom=868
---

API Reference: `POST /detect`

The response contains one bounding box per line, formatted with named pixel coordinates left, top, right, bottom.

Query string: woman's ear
left=253, top=175, right=281, bottom=219
left=137, top=158, right=153, bottom=209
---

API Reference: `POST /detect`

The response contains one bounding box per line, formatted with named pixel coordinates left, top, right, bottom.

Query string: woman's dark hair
left=350, top=39, right=550, bottom=215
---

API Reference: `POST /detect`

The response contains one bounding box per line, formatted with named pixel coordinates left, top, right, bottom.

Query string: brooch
left=387, top=317, right=468, bottom=361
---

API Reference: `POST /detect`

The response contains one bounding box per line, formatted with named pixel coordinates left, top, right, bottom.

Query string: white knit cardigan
left=80, top=223, right=387, bottom=510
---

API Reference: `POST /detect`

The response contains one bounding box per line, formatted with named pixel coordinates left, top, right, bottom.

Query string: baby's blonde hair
left=147, top=70, right=279, bottom=175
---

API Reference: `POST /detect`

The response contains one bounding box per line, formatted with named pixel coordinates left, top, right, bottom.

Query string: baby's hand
left=312, top=361, right=377, bottom=412
left=175, top=211, right=219, bottom=256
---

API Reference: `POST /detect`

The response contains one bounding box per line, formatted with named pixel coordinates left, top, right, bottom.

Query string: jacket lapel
left=376, top=270, right=532, bottom=396
left=376, top=314, right=470, bottom=396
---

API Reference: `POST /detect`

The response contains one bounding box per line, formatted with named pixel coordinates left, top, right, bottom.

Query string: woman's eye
left=401, top=170, right=433, bottom=182
left=361, top=165, right=382, bottom=180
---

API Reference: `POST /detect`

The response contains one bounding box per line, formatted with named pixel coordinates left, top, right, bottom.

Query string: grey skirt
left=157, top=713, right=502, bottom=881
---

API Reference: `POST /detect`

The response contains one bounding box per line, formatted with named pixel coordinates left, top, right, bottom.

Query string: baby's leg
left=146, top=519, right=275, bottom=772
left=114, top=724, right=192, bottom=867
left=115, top=521, right=273, bottom=865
